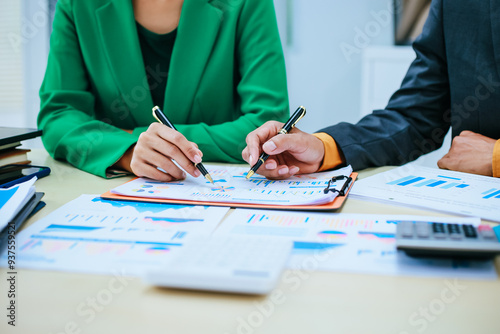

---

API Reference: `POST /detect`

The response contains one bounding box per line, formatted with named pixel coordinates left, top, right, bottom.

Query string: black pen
left=246, top=106, right=306, bottom=179
left=152, top=106, right=214, bottom=184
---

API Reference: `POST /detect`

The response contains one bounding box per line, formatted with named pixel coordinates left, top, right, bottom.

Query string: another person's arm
left=318, top=0, right=451, bottom=171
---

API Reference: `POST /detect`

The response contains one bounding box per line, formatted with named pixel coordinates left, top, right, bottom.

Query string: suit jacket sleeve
left=318, top=0, right=451, bottom=171
left=38, top=0, right=139, bottom=178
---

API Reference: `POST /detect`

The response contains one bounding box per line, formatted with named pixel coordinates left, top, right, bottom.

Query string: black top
left=136, top=22, right=177, bottom=111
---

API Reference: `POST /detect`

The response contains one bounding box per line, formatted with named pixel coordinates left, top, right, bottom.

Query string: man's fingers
left=262, top=133, right=306, bottom=156
left=244, top=121, right=284, bottom=165
left=459, top=130, right=475, bottom=137
left=256, top=165, right=300, bottom=180
left=264, top=159, right=278, bottom=170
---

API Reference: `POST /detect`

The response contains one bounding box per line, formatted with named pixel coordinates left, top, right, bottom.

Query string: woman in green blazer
left=38, top=0, right=289, bottom=180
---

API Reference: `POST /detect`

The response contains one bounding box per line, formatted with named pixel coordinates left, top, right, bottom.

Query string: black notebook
left=0, top=127, right=42, bottom=150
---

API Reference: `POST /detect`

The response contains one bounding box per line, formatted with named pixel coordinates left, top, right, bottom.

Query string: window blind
left=0, top=0, right=24, bottom=114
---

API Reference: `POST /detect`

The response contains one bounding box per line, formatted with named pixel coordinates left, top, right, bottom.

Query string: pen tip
left=246, top=170, right=254, bottom=179
left=206, top=174, right=214, bottom=185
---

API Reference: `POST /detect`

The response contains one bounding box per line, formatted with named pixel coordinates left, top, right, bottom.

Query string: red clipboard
left=101, top=173, right=357, bottom=211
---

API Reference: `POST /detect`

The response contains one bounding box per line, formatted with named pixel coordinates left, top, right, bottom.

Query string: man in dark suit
left=242, top=0, right=500, bottom=178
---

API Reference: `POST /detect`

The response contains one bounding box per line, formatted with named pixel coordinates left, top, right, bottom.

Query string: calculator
left=144, top=236, right=293, bottom=294
left=396, top=221, right=500, bottom=259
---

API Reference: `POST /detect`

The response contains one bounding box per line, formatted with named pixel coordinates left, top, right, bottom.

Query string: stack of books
left=0, top=127, right=42, bottom=186
left=0, top=127, right=45, bottom=235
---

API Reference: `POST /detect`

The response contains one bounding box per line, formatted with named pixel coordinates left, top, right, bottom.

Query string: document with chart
left=350, top=165, right=500, bottom=222
left=215, top=209, right=497, bottom=279
left=0, top=195, right=229, bottom=276
left=110, top=165, right=353, bottom=206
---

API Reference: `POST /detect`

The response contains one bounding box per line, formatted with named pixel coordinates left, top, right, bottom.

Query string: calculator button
left=462, top=225, right=477, bottom=238
left=415, top=222, right=430, bottom=238
left=432, top=223, right=446, bottom=233
left=400, top=221, right=414, bottom=238
left=446, top=224, right=462, bottom=240
left=447, top=224, right=461, bottom=234
left=478, top=225, right=496, bottom=240
left=433, top=233, right=447, bottom=239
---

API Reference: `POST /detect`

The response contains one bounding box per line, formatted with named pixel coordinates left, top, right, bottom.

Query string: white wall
left=0, top=0, right=50, bottom=130
left=0, top=0, right=24, bottom=126
left=276, top=0, right=396, bottom=133
left=6, top=1, right=400, bottom=135
left=22, top=0, right=50, bottom=129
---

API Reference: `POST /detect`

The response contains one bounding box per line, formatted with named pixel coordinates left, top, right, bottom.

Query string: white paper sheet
left=0, top=177, right=36, bottom=230
left=0, top=195, right=229, bottom=276
left=215, top=209, right=497, bottom=280
left=111, top=165, right=353, bottom=206
left=350, top=165, right=500, bottom=222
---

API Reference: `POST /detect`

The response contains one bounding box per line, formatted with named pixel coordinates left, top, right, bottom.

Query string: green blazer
left=39, top=0, right=289, bottom=178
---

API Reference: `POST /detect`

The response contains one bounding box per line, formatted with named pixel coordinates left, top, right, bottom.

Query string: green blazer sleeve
left=38, top=0, right=289, bottom=178
left=38, top=0, right=140, bottom=178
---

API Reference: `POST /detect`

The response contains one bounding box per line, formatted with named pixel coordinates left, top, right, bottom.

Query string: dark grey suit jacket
left=319, top=0, right=500, bottom=170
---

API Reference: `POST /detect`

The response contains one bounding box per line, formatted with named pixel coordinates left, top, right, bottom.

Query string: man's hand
left=438, top=131, right=496, bottom=176
left=242, top=121, right=325, bottom=179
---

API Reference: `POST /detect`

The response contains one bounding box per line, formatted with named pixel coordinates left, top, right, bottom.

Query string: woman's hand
left=242, top=121, right=325, bottom=179
left=117, top=123, right=203, bottom=181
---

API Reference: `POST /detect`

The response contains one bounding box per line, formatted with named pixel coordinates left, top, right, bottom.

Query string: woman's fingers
left=131, top=124, right=204, bottom=181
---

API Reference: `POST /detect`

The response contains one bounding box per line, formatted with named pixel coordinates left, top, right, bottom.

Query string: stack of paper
left=111, top=165, right=353, bottom=206
left=0, top=177, right=36, bottom=230
left=351, top=165, right=500, bottom=222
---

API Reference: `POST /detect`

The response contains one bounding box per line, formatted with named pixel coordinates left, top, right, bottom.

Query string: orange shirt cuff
left=312, top=133, right=344, bottom=172
left=493, top=139, right=500, bottom=178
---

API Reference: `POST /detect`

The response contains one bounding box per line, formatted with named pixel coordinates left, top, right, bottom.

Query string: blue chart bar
left=482, top=188, right=497, bottom=195
left=414, top=179, right=437, bottom=187
left=456, top=184, right=469, bottom=189
left=398, top=177, right=425, bottom=186
left=387, top=176, right=416, bottom=185
left=441, top=182, right=459, bottom=189
left=484, top=190, right=500, bottom=199
left=427, top=181, right=447, bottom=187
left=437, top=175, right=461, bottom=181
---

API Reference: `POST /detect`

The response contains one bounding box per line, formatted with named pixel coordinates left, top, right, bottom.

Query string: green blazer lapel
left=95, top=0, right=154, bottom=124
left=163, top=0, right=223, bottom=124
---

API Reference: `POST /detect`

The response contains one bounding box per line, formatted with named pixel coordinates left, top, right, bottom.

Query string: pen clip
left=278, top=106, right=306, bottom=135
left=291, top=107, right=306, bottom=129
left=152, top=106, right=162, bottom=124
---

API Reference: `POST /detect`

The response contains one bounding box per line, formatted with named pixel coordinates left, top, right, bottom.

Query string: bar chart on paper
left=387, top=174, right=471, bottom=190
left=215, top=209, right=496, bottom=279
left=0, top=195, right=229, bottom=276
left=351, top=166, right=500, bottom=221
